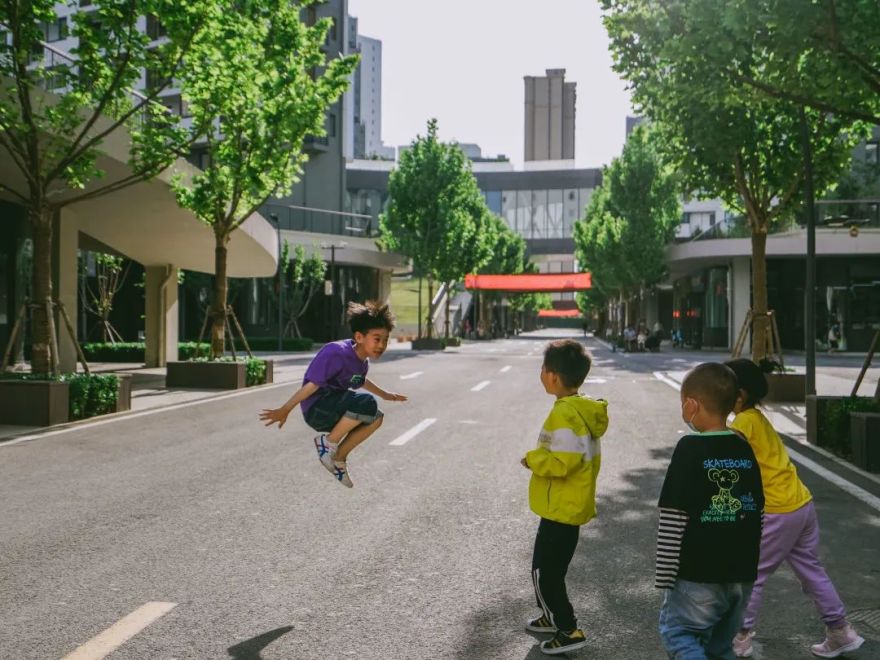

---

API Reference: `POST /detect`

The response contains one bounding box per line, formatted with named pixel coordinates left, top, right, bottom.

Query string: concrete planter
left=765, top=373, right=806, bottom=403
left=412, top=337, right=446, bottom=351
left=166, top=361, right=246, bottom=389
left=850, top=412, right=880, bottom=473
left=262, top=360, right=274, bottom=385
left=0, top=380, right=70, bottom=426
left=115, top=374, right=132, bottom=413
left=806, top=395, right=850, bottom=447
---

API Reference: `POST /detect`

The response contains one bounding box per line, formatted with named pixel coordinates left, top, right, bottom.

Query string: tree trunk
left=211, top=236, right=229, bottom=359
left=750, top=230, right=770, bottom=363
left=30, top=206, right=55, bottom=375
left=426, top=274, right=434, bottom=339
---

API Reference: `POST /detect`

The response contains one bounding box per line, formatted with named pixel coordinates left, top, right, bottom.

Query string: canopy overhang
left=464, top=272, right=591, bottom=292
left=538, top=308, right=583, bottom=318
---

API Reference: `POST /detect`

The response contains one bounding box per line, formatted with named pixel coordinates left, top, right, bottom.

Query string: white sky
left=347, top=0, right=636, bottom=169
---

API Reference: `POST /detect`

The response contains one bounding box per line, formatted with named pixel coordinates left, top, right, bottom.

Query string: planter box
left=765, top=373, right=806, bottom=403
left=166, top=361, right=246, bottom=389
left=0, top=380, right=69, bottom=426
left=411, top=338, right=445, bottom=351
left=263, top=360, right=274, bottom=385
left=850, top=412, right=880, bottom=473
left=806, top=395, right=850, bottom=447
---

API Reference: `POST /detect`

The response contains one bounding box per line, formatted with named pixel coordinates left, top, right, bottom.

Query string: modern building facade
left=524, top=69, right=576, bottom=163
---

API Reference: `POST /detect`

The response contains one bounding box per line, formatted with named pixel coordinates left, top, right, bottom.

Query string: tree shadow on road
left=227, top=625, right=293, bottom=659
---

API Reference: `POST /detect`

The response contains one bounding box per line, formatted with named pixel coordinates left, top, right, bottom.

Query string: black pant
left=532, top=517, right=580, bottom=632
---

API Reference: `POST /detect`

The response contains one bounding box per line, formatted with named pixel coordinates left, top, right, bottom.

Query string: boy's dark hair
left=347, top=300, right=395, bottom=335
left=543, top=339, right=591, bottom=388
left=724, top=358, right=769, bottom=408
left=681, top=362, right=739, bottom=416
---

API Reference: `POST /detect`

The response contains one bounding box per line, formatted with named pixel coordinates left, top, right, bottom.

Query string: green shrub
left=816, top=397, right=880, bottom=458
left=61, top=373, right=120, bottom=421
left=245, top=358, right=268, bottom=386
left=81, top=342, right=210, bottom=362
left=179, top=341, right=211, bottom=359
left=442, top=336, right=462, bottom=348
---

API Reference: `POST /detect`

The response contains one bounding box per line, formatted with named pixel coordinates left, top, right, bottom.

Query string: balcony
left=262, top=203, right=378, bottom=238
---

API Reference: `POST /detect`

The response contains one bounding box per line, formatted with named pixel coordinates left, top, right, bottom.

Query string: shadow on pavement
left=227, top=625, right=294, bottom=659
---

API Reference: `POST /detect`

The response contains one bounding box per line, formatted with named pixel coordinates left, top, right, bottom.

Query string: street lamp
left=269, top=213, right=283, bottom=352
left=320, top=242, right=346, bottom=340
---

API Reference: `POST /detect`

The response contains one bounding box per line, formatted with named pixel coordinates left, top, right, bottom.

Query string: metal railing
left=262, top=203, right=378, bottom=238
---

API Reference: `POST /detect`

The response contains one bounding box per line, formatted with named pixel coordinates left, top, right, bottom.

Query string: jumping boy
left=259, top=301, right=406, bottom=488
left=521, top=339, right=609, bottom=656
left=656, top=363, right=764, bottom=659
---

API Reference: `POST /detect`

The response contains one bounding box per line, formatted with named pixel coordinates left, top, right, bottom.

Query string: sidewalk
left=0, top=341, right=414, bottom=443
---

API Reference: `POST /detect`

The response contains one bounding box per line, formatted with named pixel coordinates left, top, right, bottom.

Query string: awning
left=464, top=272, right=591, bottom=292
left=538, top=309, right=583, bottom=318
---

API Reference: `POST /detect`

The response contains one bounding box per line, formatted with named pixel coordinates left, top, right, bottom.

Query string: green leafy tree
left=80, top=253, right=130, bottom=344
left=380, top=119, right=490, bottom=338
left=574, top=126, right=680, bottom=333
left=0, top=0, right=216, bottom=375
left=172, top=0, right=356, bottom=358
left=278, top=241, right=326, bottom=338
left=693, top=0, right=880, bottom=125
left=602, top=0, right=861, bottom=359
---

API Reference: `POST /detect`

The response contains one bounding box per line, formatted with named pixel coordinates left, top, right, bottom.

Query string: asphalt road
left=1, top=330, right=878, bottom=659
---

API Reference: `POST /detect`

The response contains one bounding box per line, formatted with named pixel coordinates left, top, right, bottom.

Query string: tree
left=0, top=0, right=217, bottom=374
left=573, top=126, right=680, bottom=333
left=691, top=0, right=880, bottom=126
left=602, top=0, right=861, bottom=359
left=278, top=241, right=326, bottom=338
left=380, top=119, right=490, bottom=338
left=80, top=253, right=130, bottom=343
left=172, top=0, right=356, bottom=358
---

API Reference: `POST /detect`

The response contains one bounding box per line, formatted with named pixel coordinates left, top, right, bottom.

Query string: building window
left=146, top=15, right=167, bottom=40
left=40, top=18, right=68, bottom=42
left=326, top=113, right=336, bottom=138
left=866, top=140, right=879, bottom=167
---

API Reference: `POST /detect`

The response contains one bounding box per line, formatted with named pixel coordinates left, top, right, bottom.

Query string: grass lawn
left=389, top=277, right=428, bottom=329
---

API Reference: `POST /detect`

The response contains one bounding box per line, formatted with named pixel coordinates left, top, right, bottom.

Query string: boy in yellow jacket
left=521, top=339, right=609, bottom=656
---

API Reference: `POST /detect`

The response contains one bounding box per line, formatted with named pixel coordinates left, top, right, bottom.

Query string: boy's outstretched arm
left=363, top=378, right=407, bottom=401
left=259, top=381, right=320, bottom=428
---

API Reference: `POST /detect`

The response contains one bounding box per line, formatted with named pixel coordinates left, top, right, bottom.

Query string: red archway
left=464, top=272, right=591, bottom=292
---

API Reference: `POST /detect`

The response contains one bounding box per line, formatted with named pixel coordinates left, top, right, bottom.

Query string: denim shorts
left=303, top=389, right=383, bottom=432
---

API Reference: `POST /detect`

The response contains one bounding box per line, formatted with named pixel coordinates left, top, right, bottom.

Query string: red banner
left=464, top=272, right=591, bottom=292
left=537, top=309, right=583, bottom=318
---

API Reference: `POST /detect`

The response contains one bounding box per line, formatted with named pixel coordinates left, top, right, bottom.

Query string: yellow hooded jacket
left=527, top=395, right=609, bottom=526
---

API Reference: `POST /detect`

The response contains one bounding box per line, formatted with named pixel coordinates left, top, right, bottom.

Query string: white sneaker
left=810, top=623, right=865, bottom=658
left=331, top=460, right=353, bottom=488
left=733, top=630, right=754, bottom=658
left=313, top=435, right=337, bottom=474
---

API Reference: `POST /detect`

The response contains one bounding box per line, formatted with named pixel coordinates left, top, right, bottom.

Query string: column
left=144, top=265, right=179, bottom=367
left=376, top=269, right=392, bottom=304
left=729, top=256, right=751, bottom=351
left=53, top=210, right=79, bottom=373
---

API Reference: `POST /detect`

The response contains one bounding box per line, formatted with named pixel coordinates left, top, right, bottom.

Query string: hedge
left=0, top=372, right=120, bottom=421
left=816, top=396, right=880, bottom=458
left=81, top=337, right=312, bottom=362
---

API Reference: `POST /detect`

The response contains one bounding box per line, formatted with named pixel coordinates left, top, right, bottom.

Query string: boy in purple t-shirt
left=260, top=301, right=406, bottom=487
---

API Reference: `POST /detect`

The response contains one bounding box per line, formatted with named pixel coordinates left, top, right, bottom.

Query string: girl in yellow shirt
left=725, top=359, right=863, bottom=659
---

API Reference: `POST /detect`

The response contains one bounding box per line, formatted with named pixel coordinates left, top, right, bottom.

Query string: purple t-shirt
left=301, top=339, right=369, bottom=415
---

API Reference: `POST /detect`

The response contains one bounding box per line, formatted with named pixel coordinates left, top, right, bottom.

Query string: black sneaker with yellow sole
left=525, top=614, right=556, bottom=634
left=540, top=628, right=587, bottom=655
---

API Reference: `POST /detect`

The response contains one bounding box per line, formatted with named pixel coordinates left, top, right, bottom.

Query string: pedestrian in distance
left=521, top=339, right=609, bottom=655
left=259, top=301, right=407, bottom=488
left=656, top=362, right=765, bottom=660
left=725, top=358, right=864, bottom=659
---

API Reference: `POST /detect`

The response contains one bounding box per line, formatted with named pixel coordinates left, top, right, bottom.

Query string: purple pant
left=741, top=500, right=847, bottom=630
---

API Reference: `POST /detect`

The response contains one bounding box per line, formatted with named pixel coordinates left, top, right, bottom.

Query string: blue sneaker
left=313, top=435, right=337, bottom=474
left=331, top=460, right=353, bottom=488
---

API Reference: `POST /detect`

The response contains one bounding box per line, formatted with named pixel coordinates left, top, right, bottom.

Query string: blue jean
left=303, top=389, right=382, bottom=432
left=659, top=580, right=753, bottom=659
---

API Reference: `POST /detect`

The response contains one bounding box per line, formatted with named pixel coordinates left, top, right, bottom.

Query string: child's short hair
left=543, top=339, right=591, bottom=388
left=681, top=362, right=739, bottom=416
left=347, top=300, right=395, bottom=335
left=724, top=358, right=769, bottom=408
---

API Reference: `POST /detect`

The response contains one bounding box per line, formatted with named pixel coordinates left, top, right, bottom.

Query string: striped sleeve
left=655, top=507, right=688, bottom=589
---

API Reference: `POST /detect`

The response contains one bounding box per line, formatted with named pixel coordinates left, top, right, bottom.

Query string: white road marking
left=651, top=371, right=880, bottom=514
left=471, top=380, right=491, bottom=392
left=585, top=377, right=607, bottom=384
left=62, top=601, right=177, bottom=660
left=499, top=366, right=512, bottom=373
left=389, top=418, right=437, bottom=446
left=399, top=371, right=423, bottom=380
left=459, top=420, right=479, bottom=425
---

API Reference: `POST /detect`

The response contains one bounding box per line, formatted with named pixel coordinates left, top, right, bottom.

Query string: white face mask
left=682, top=399, right=699, bottom=433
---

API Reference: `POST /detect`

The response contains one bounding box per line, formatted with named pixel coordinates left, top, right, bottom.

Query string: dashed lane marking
left=62, top=601, right=177, bottom=660
left=399, top=371, right=423, bottom=380
left=471, top=380, right=491, bottom=392
left=389, top=418, right=437, bottom=446
left=500, top=366, right=512, bottom=373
